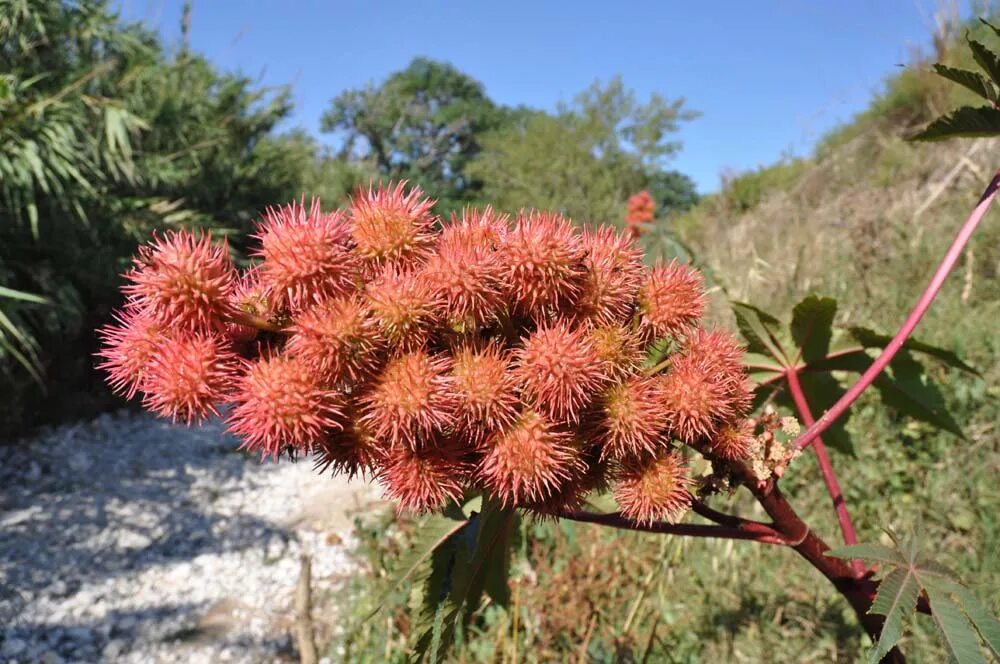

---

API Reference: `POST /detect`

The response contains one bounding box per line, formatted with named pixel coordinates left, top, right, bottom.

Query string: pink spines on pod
left=350, top=181, right=437, bottom=272
left=573, top=225, right=644, bottom=325
left=613, top=449, right=693, bottom=525
left=226, top=354, right=346, bottom=460
left=637, top=260, right=706, bottom=341
left=501, top=210, right=586, bottom=318
left=124, top=229, right=236, bottom=331
left=513, top=320, right=608, bottom=424
left=358, top=350, right=456, bottom=449
left=479, top=410, right=586, bottom=508
left=141, top=331, right=239, bottom=424
left=96, top=307, right=166, bottom=399
left=253, top=199, right=357, bottom=313
left=286, top=295, right=383, bottom=385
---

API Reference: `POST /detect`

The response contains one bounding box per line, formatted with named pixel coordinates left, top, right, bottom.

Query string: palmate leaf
left=846, top=327, right=978, bottom=375
left=873, top=351, right=964, bottom=438
left=909, top=105, right=1000, bottom=141
left=790, top=294, right=836, bottom=363
left=828, top=531, right=1000, bottom=663
left=932, top=64, right=1000, bottom=103
left=730, top=301, right=787, bottom=363
left=412, top=498, right=518, bottom=661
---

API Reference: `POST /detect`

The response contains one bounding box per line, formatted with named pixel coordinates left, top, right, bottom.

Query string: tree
left=467, top=76, right=697, bottom=224
left=321, top=57, right=510, bottom=212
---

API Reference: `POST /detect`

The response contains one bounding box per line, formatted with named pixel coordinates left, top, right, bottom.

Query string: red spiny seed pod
left=573, top=225, right=644, bottom=325
left=708, top=418, right=755, bottom=460
left=614, top=449, right=692, bottom=525
left=358, top=350, right=455, bottom=449
left=227, top=354, right=345, bottom=459
left=124, top=229, right=235, bottom=331
left=424, top=213, right=507, bottom=327
left=451, top=343, right=520, bottom=443
left=514, top=320, right=608, bottom=423
left=595, top=377, right=670, bottom=460
left=254, top=199, right=357, bottom=312
left=141, top=332, right=238, bottom=424
left=286, top=296, right=383, bottom=385
left=501, top=210, right=586, bottom=317
left=313, top=401, right=389, bottom=479
left=379, top=438, right=473, bottom=513
left=479, top=410, right=586, bottom=507
left=444, top=206, right=509, bottom=248
left=625, top=190, right=656, bottom=238
left=96, top=308, right=166, bottom=399
left=658, top=354, right=734, bottom=443
left=365, top=265, right=441, bottom=351
left=588, top=324, right=646, bottom=381
left=637, top=260, right=706, bottom=341
left=522, top=449, right=609, bottom=517
left=350, top=181, right=437, bottom=271
left=679, top=327, right=753, bottom=420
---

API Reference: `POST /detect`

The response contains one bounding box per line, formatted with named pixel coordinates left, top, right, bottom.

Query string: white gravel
left=0, top=411, right=381, bottom=663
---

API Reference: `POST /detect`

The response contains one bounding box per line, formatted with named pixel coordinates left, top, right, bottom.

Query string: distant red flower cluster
left=625, top=190, right=656, bottom=238
left=98, top=182, right=755, bottom=524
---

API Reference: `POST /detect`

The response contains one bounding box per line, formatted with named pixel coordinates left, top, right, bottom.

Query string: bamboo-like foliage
left=0, top=0, right=319, bottom=432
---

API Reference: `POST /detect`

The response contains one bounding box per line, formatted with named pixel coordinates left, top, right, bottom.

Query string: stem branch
left=793, top=169, right=1000, bottom=453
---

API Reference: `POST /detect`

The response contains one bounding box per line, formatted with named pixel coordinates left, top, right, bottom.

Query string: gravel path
left=0, top=411, right=380, bottom=663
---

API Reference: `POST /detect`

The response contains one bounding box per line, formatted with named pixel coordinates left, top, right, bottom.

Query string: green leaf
left=933, top=63, right=1000, bottom=102
left=952, top=585, right=1000, bottom=660
left=826, top=543, right=906, bottom=566
left=847, top=327, right=978, bottom=375
left=873, top=351, right=964, bottom=438
left=982, top=19, right=1000, bottom=40
left=412, top=499, right=518, bottom=661
left=927, top=587, right=989, bottom=664
left=0, top=286, right=50, bottom=305
left=867, top=567, right=920, bottom=664
left=790, top=294, right=836, bottom=363
left=909, top=105, right=1000, bottom=141
left=367, top=502, right=473, bottom=619
left=969, top=37, right=1000, bottom=87
left=730, top=301, right=788, bottom=364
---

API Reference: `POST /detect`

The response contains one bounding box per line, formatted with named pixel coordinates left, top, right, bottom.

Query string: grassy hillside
left=331, top=26, right=1000, bottom=663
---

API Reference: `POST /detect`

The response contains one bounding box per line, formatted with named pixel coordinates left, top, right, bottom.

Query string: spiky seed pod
left=350, top=181, right=437, bottom=271
left=588, top=324, right=645, bottom=381
left=96, top=308, right=166, bottom=399
left=141, top=332, right=238, bottom=424
left=708, top=418, right=755, bottom=460
left=479, top=410, right=586, bottom=507
left=625, top=190, right=656, bottom=237
left=658, top=354, right=734, bottom=443
left=379, top=438, right=473, bottom=513
left=614, top=449, right=693, bottom=525
left=365, top=265, right=441, bottom=351
left=573, top=225, right=644, bottom=325
left=444, top=206, right=509, bottom=248
left=424, top=212, right=507, bottom=327
left=522, top=448, right=609, bottom=518
left=227, top=354, right=345, bottom=459
left=637, top=260, right=706, bottom=341
left=124, top=229, right=235, bottom=331
left=254, top=199, right=357, bottom=313
left=501, top=211, right=586, bottom=317
left=679, top=327, right=753, bottom=421
left=595, top=377, right=671, bottom=461
left=358, top=350, right=456, bottom=449
left=514, top=321, right=608, bottom=424
left=450, top=343, right=520, bottom=443
left=313, top=400, right=389, bottom=479
left=287, top=296, right=383, bottom=385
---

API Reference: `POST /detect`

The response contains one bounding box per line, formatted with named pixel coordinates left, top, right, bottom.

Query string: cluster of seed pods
left=98, top=182, right=756, bottom=524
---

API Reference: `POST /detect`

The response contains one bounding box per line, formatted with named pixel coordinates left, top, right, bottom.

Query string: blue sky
left=118, top=1, right=966, bottom=193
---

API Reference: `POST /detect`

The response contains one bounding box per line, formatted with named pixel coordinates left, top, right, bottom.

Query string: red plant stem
left=558, top=510, right=789, bottom=545
left=785, top=368, right=865, bottom=577
left=793, top=169, right=1000, bottom=453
